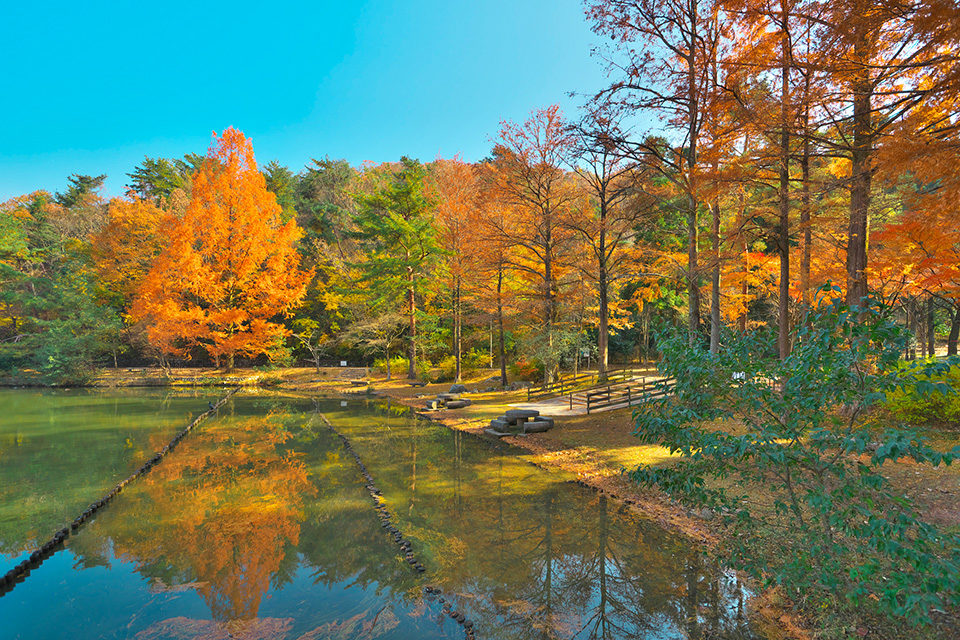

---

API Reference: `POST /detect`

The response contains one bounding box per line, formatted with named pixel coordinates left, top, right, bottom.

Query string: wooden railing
left=583, top=377, right=676, bottom=414
left=526, top=366, right=656, bottom=402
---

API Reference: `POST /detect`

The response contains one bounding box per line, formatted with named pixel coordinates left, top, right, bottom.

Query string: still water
left=0, top=389, right=760, bottom=639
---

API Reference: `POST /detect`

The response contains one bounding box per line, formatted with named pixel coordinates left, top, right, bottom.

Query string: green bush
left=632, top=287, right=960, bottom=628
left=372, top=356, right=409, bottom=377
left=884, top=362, right=960, bottom=425
left=436, top=350, right=487, bottom=382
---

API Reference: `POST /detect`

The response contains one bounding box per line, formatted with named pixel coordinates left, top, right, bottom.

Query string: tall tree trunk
left=800, top=108, right=812, bottom=308
left=927, top=295, right=935, bottom=357
left=686, top=4, right=700, bottom=348
left=846, top=37, right=873, bottom=306
left=710, top=198, right=721, bottom=353
left=497, top=263, right=508, bottom=387
left=544, top=211, right=556, bottom=383
left=598, top=198, right=610, bottom=381
left=407, top=277, right=417, bottom=380
left=908, top=297, right=917, bottom=360
left=778, top=0, right=791, bottom=360
left=948, top=306, right=960, bottom=356
left=453, top=276, right=462, bottom=382
left=688, top=196, right=700, bottom=347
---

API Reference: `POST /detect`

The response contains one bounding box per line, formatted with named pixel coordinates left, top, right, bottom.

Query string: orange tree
left=132, top=128, right=311, bottom=369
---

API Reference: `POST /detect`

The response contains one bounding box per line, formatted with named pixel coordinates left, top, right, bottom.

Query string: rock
left=449, top=383, right=468, bottom=393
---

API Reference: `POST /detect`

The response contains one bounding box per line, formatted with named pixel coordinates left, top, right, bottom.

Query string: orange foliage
left=90, top=196, right=171, bottom=303
left=131, top=128, right=312, bottom=367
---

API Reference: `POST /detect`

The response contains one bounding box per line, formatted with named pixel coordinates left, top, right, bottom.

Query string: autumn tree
left=433, top=157, right=483, bottom=382
left=491, top=106, right=580, bottom=381
left=567, top=110, right=654, bottom=378
left=814, top=0, right=960, bottom=305
left=132, top=128, right=311, bottom=370
left=588, top=0, right=722, bottom=347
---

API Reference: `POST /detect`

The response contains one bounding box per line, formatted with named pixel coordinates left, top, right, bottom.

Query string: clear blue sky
left=0, top=0, right=609, bottom=200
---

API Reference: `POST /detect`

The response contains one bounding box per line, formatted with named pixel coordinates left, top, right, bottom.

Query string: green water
left=0, top=390, right=760, bottom=639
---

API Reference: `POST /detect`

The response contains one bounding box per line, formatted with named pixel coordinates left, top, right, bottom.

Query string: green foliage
left=55, top=173, right=105, bottom=208
left=436, top=350, right=486, bottom=382
left=884, top=362, right=960, bottom=426
left=373, top=356, right=409, bottom=377
left=262, top=160, right=298, bottom=222
left=350, top=157, right=441, bottom=308
left=127, top=157, right=190, bottom=203
left=631, top=286, right=960, bottom=627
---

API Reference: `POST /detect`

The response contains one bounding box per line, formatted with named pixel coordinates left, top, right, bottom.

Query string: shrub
left=508, top=357, right=542, bottom=382
left=632, top=287, right=960, bottom=627
left=436, top=350, right=487, bottom=382
left=372, top=356, right=409, bottom=377
left=884, top=362, right=960, bottom=426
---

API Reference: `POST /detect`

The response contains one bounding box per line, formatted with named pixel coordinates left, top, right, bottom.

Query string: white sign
left=340, top=360, right=347, bottom=367
left=732, top=371, right=746, bottom=381
left=340, top=401, right=348, bottom=407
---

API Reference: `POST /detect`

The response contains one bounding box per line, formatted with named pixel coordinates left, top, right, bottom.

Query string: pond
left=0, top=389, right=761, bottom=639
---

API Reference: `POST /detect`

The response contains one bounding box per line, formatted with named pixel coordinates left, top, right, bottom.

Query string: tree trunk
left=948, top=306, right=960, bottom=356
left=846, top=38, right=873, bottom=306
left=778, top=2, right=791, bottom=360
left=407, top=275, right=417, bottom=380
left=687, top=196, right=700, bottom=347
left=227, top=352, right=234, bottom=372
left=908, top=298, right=917, bottom=360
left=497, top=264, right=508, bottom=387
left=686, top=7, right=700, bottom=348
left=710, top=198, right=721, bottom=354
left=454, top=276, right=462, bottom=383
left=800, top=112, right=812, bottom=308
left=598, top=265, right=609, bottom=382
left=927, top=295, right=935, bottom=357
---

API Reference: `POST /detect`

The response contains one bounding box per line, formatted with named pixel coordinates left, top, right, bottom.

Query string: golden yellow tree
left=132, top=128, right=311, bottom=369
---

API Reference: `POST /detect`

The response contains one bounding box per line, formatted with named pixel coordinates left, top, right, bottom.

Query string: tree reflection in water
left=102, top=409, right=314, bottom=623
left=23, top=396, right=758, bottom=640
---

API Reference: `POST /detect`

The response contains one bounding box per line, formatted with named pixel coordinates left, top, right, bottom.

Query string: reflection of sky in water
left=0, top=391, right=762, bottom=639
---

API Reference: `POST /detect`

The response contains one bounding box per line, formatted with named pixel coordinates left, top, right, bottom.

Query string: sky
left=0, top=0, right=611, bottom=200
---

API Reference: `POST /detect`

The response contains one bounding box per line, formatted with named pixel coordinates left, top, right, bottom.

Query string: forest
left=1, top=0, right=959, bottom=387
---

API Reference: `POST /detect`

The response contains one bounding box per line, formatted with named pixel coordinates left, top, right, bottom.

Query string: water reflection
left=0, top=393, right=759, bottom=639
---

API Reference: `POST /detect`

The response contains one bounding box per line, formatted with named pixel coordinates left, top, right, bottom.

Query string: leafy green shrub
left=632, top=287, right=960, bottom=627
left=372, top=356, right=409, bottom=377
left=884, top=362, right=960, bottom=426
left=436, top=350, right=487, bottom=382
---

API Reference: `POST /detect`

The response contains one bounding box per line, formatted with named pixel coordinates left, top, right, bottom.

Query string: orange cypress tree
left=132, top=128, right=311, bottom=369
